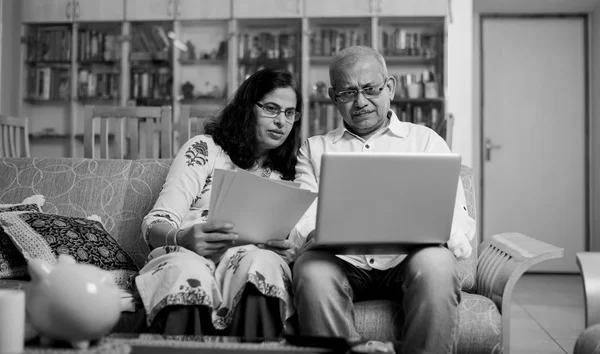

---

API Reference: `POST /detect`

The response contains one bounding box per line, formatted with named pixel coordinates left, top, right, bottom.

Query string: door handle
left=484, top=138, right=501, bottom=161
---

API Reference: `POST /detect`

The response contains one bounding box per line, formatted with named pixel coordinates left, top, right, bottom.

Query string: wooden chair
left=83, top=105, right=172, bottom=159
left=179, top=105, right=210, bottom=143
left=0, top=115, right=31, bottom=158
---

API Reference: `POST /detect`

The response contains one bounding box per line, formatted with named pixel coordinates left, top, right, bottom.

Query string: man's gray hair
left=329, top=46, right=388, bottom=89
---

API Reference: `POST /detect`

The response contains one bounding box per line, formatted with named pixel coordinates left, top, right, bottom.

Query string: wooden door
left=22, top=0, right=73, bottom=23
left=125, top=0, right=175, bottom=21
left=73, top=0, right=125, bottom=21
left=305, top=0, right=373, bottom=17
left=482, top=17, right=587, bottom=272
left=177, top=0, right=231, bottom=20
left=376, top=0, right=447, bottom=17
left=233, top=0, right=303, bottom=18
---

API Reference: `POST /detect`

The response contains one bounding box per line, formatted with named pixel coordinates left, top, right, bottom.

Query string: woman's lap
left=136, top=245, right=294, bottom=331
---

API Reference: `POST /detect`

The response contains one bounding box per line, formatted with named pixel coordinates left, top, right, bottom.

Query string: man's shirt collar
left=331, top=110, right=408, bottom=143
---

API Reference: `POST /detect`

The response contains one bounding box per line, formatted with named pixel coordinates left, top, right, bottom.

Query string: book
left=207, top=168, right=317, bottom=245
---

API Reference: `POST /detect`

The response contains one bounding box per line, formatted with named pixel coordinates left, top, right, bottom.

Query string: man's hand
left=177, top=222, right=238, bottom=257
left=263, top=239, right=295, bottom=263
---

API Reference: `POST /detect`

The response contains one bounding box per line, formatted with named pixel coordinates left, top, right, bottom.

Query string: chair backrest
left=179, top=105, right=210, bottom=144
left=0, top=115, right=31, bottom=158
left=83, top=105, right=172, bottom=159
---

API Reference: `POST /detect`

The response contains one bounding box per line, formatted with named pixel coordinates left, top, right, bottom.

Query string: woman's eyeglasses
left=334, top=79, right=389, bottom=103
left=256, top=102, right=301, bottom=123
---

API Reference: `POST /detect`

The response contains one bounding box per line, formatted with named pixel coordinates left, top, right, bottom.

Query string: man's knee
left=405, top=246, right=458, bottom=282
left=293, top=251, right=346, bottom=291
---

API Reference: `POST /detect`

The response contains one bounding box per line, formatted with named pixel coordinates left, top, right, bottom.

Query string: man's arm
left=425, top=131, right=477, bottom=259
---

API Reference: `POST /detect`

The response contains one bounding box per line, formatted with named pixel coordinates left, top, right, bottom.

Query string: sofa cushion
left=457, top=166, right=477, bottom=293
left=0, top=211, right=139, bottom=289
left=118, top=159, right=172, bottom=266
left=354, top=292, right=501, bottom=354
left=0, top=203, right=42, bottom=279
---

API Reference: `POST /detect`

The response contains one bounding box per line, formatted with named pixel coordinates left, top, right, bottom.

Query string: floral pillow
left=0, top=196, right=46, bottom=279
left=0, top=211, right=139, bottom=289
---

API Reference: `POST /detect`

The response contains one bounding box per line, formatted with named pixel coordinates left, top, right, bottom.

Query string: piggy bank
left=26, top=254, right=122, bottom=349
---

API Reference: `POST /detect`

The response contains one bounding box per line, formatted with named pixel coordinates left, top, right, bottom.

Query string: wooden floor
left=510, top=274, right=584, bottom=354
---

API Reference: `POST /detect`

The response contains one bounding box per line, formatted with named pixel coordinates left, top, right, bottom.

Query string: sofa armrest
left=476, top=232, right=563, bottom=353
left=576, top=252, right=600, bottom=328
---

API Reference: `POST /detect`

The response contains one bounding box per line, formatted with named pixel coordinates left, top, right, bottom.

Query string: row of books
left=131, top=24, right=171, bottom=54
left=237, top=59, right=297, bottom=84
left=77, top=70, right=120, bottom=99
left=380, top=29, right=441, bottom=57
left=238, top=32, right=298, bottom=61
left=77, top=29, right=121, bottom=62
left=130, top=69, right=172, bottom=100
left=26, top=26, right=71, bottom=62
left=26, top=67, right=70, bottom=100
left=310, top=28, right=370, bottom=56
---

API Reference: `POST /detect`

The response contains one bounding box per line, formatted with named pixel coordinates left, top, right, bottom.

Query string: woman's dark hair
left=204, top=68, right=303, bottom=181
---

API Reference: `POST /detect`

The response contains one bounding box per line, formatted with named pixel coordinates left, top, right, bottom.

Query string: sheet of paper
left=207, top=168, right=228, bottom=221
left=210, top=169, right=317, bottom=244
left=211, top=170, right=236, bottom=219
left=272, top=180, right=301, bottom=188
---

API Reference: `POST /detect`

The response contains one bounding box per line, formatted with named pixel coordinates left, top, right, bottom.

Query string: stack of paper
left=208, top=168, right=318, bottom=244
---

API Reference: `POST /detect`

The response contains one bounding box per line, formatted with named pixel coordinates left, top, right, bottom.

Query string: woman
left=136, top=68, right=303, bottom=339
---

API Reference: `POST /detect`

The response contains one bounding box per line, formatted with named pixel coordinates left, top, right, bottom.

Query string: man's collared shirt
left=290, top=110, right=476, bottom=271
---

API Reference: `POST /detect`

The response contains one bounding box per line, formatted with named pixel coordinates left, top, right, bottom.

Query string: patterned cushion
left=354, top=293, right=501, bottom=354
left=0, top=211, right=139, bottom=289
left=0, top=202, right=44, bottom=279
left=457, top=166, right=477, bottom=293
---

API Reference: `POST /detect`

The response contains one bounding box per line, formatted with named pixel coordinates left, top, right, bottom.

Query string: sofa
left=0, top=157, right=564, bottom=354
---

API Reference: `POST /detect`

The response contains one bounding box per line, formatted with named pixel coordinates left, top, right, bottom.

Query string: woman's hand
left=263, top=239, right=295, bottom=263
left=177, top=222, right=238, bottom=257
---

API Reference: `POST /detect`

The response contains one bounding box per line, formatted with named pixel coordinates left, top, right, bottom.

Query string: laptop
left=311, top=152, right=462, bottom=254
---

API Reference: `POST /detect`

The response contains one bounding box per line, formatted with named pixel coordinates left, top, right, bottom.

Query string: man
left=289, top=46, right=476, bottom=354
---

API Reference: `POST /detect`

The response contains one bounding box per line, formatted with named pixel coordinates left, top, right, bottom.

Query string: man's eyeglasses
left=334, top=79, right=389, bottom=103
left=255, top=102, right=301, bottom=123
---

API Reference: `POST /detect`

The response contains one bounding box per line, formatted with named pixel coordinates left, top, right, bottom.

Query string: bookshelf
left=18, top=0, right=451, bottom=158
left=382, top=17, right=447, bottom=138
